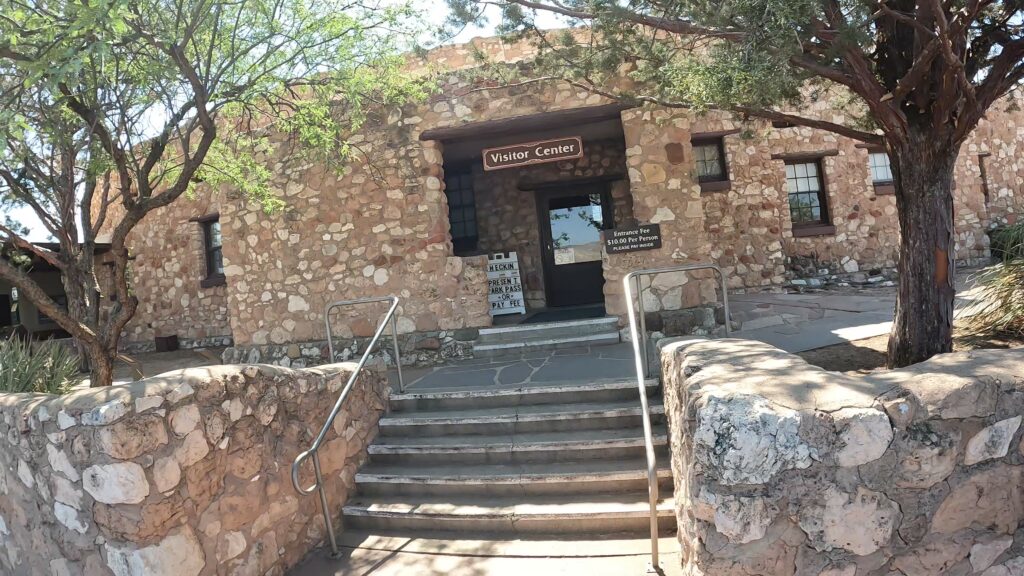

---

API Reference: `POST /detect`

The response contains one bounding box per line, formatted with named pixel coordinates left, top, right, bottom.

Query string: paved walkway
left=397, top=343, right=638, bottom=392
left=729, top=292, right=897, bottom=353
left=728, top=270, right=985, bottom=353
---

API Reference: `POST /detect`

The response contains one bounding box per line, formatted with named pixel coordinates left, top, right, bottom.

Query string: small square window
left=868, top=152, right=893, bottom=183
left=693, top=138, right=728, bottom=183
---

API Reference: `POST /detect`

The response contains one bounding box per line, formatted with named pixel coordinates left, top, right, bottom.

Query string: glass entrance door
left=538, top=186, right=612, bottom=307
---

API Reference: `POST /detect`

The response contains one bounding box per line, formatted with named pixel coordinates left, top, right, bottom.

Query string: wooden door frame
left=535, top=183, right=614, bottom=307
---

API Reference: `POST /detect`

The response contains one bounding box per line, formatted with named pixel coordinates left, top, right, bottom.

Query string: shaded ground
left=72, top=347, right=225, bottom=389
left=797, top=331, right=1024, bottom=373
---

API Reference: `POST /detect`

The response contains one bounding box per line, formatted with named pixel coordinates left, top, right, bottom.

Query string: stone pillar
left=603, top=107, right=715, bottom=325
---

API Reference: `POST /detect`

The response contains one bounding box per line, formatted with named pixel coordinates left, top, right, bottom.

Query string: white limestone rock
left=650, top=206, right=676, bottom=223
left=833, top=407, right=893, bottom=467
left=800, top=486, right=900, bottom=556
left=50, top=559, right=73, bottom=576
left=135, top=395, right=164, bottom=413
left=52, top=475, right=84, bottom=509
left=47, top=444, right=80, bottom=481
left=17, top=460, right=34, bottom=488
left=106, top=527, right=205, bottom=576
left=153, top=457, right=181, bottom=493
left=54, top=502, right=88, bottom=534
left=287, top=295, right=309, bottom=312
left=81, top=399, right=130, bottom=426
left=166, top=382, right=195, bottom=404
left=972, top=535, right=1014, bottom=573
left=169, top=404, right=200, bottom=436
left=965, top=416, right=1022, bottom=466
left=217, top=531, right=247, bottom=562
left=693, top=394, right=813, bottom=485
left=712, top=494, right=775, bottom=544
left=82, top=462, right=149, bottom=504
left=56, top=410, right=76, bottom=430
left=982, top=556, right=1024, bottom=576
left=174, top=429, right=209, bottom=467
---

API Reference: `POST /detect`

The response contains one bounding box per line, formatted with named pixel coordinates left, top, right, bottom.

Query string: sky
left=4, top=1, right=565, bottom=243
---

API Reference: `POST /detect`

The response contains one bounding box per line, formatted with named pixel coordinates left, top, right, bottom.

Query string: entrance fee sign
left=604, top=224, right=663, bottom=254
left=482, top=137, right=583, bottom=171
left=487, top=252, right=526, bottom=315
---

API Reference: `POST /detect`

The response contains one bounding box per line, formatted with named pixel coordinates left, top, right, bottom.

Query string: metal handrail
left=291, top=295, right=405, bottom=557
left=623, top=263, right=730, bottom=574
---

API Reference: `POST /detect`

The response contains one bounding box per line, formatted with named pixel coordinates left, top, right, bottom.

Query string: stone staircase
left=472, top=317, right=621, bottom=358
left=341, top=377, right=676, bottom=539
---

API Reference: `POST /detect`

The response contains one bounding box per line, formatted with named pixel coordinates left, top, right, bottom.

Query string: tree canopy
left=446, top=0, right=1022, bottom=368
left=0, top=0, right=430, bottom=385
left=447, top=0, right=1022, bottom=145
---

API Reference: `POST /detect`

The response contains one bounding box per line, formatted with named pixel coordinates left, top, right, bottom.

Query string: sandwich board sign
left=487, top=252, right=526, bottom=316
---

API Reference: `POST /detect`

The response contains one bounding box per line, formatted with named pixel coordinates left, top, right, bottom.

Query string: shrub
left=962, top=259, right=1024, bottom=338
left=990, top=223, right=1024, bottom=261
left=0, top=338, right=80, bottom=394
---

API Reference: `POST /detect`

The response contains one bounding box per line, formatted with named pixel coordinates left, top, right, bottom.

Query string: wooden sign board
left=604, top=224, right=663, bottom=254
left=482, top=137, right=583, bottom=171
left=487, top=252, right=526, bottom=315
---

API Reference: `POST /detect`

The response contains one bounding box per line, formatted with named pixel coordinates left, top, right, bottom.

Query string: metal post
left=621, top=263, right=731, bottom=574
left=294, top=295, right=403, bottom=556
left=312, top=452, right=338, bottom=556
left=624, top=272, right=660, bottom=572
left=636, top=274, right=648, bottom=378
left=391, top=314, right=404, bottom=393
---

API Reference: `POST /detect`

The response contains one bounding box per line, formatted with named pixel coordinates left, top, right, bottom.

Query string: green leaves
left=0, top=339, right=79, bottom=395
left=0, top=0, right=429, bottom=221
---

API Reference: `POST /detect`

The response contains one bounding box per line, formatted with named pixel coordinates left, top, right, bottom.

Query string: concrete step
left=476, top=317, right=621, bottom=345
left=473, top=332, right=621, bottom=359
left=389, top=378, right=658, bottom=412
left=377, top=399, right=666, bottom=436
left=368, top=427, right=669, bottom=465
left=287, top=530, right=684, bottom=576
left=354, top=458, right=674, bottom=496
left=343, top=493, right=677, bottom=534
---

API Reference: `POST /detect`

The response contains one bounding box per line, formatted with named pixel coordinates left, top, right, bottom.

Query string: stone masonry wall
left=605, top=107, right=720, bottom=323
left=474, top=138, right=629, bottom=309
left=96, top=189, right=233, bottom=351
left=662, top=338, right=1024, bottom=576
left=99, top=31, right=1024, bottom=352
left=0, top=362, right=388, bottom=576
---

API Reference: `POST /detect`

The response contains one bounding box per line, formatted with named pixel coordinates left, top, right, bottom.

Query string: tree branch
left=0, top=257, right=96, bottom=342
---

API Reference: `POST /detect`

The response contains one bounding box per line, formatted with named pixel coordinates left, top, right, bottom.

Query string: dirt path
left=798, top=332, right=1024, bottom=373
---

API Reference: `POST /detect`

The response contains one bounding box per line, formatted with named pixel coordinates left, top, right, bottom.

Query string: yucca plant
left=990, top=224, right=1024, bottom=261
left=0, top=338, right=80, bottom=394
left=962, top=223, right=1024, bottom=338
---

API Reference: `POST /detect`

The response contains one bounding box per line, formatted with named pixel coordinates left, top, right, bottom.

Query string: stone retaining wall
left=661, top=338, right=1024, bottom=575
left=0, top=362, right=388, bottom=576
left=221, top=328, right=481, bottom=368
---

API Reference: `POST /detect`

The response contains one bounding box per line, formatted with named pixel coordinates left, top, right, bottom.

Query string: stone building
left=101, top=34, right=1024, bottom=364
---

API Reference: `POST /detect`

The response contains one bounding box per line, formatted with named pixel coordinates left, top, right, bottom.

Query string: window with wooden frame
left=444, top=166, right=479, bottom=255
left=692, top=137, right=730, bottom=192
left=200, top=217, right=225, bottom=287
left=784, top=160, right=835, bottom=236
left=868, top=151, right=895, bottom=195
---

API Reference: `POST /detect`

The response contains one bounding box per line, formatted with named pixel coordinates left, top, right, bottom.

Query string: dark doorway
left=537, top=185, right=613, bottom=307
left=0, top=295, right=10, bottom=326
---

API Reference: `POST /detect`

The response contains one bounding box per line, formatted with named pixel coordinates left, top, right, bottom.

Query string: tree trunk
left=887, top=133, right=959, bottom=368
left=86, top=341, right=116, bottom=388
